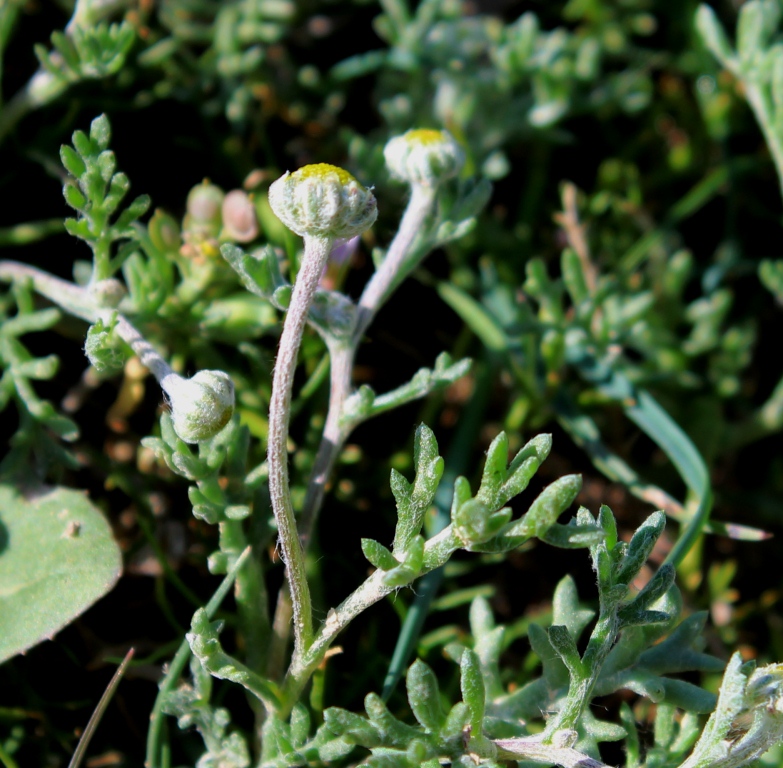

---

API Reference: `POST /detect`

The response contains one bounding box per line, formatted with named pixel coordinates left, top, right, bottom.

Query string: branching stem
left=268, top=183, right=439, bottom=679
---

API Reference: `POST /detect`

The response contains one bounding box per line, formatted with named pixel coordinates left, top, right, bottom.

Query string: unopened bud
left=384, top=128, right=464, bottom=187
left=89, top=279, right=126, bottom=308
left=268, top=163, right=377, bottom=240
left=184, top=181, right=225, bottom=239
left=221, top=190, right=259, bottom=242
left=149, top=208, right=182, bottom=252
left=162, top=370, right=234, bottom=443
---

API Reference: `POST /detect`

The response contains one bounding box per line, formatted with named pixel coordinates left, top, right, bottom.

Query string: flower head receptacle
left=268, top=163, right=377, bottom=241
left=162, top=370, right=235, bottom=443
left=384, top=128, right=464, bottom=188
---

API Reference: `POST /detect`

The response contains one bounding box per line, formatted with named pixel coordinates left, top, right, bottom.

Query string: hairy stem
left=0, top=260, right=193, bottom=393
left=266, top=235, right=333, bottom=665
left=281, top=525, right=458, bottom=712
left=268, top=183, right=440, bottom=679
left=354, top=183, right=435, bottom=341
left=298, top=182, right=438, bottom=548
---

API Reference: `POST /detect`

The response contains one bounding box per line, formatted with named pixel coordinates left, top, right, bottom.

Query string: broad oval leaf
left=0, top=483, right=122, bottom=664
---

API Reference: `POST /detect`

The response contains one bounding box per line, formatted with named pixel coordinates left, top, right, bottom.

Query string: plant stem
left=281, top=525, right=458, bottom=712
left=542, top=608, right=617, bottom=739
left=296, top=342, right=353, bottom=546
left=268, top=183, right=440, bottom=677
left=0, top=259, right=176, bottom=386
left=354, top=183, right=435, bottom=341
left=298, top=181, right=438, bottom=549
left=266, top=234, right=333, bottom=665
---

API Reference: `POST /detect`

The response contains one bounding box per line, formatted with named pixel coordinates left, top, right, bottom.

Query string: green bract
left=267, top=163, right=378, bottom=240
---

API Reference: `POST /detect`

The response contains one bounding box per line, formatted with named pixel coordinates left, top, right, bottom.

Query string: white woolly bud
left=384, top=128, right=464, bottom=187
left=268, top=163, right=377, bottom=240
left=162, top=370, right=235, bottom=443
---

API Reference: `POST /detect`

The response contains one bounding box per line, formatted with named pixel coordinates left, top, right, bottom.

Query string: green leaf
left=638, top=613, right=725, bottom=675
left=659, top=678, right=717, bottom=714
left=737, top=0, right=780, bottom=64
left=614, top=511, right=665, bottom=585
left=622, top=563, right=675, bottom=614
left=90, top=114, right=111, bottom=150
left=0, top=483, right=122, bottom=664
left=392, top=425, right=442, bottom=553
left=695, top=4, right=735, bottom=65
left=323, top=707, right=381, bottom=747
left=60, top=145, right=86, bottom=178
left=460, top=649, right=486, bottom=731
left=502, top=474, right=582, bottom=542
left=406, top=660, right=445, bottom=731
left=548, top=625, right=583, bottom=677
left=63, top=183, right=87, bottom=210
left=552, top=575, right=594, bottom=641
left=362, top=538, right=398, bottom=571
left=364, top=693, right=421, bottom=746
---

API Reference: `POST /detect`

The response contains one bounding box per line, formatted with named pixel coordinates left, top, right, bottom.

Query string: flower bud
left=162, top=370, right=235, bottom=443
left=184, top=181, right=225, bottom=239
left=268, top=163, right=377, bottom=240
left=384, top=128, right=464, bottom=187
left=88, top=278, right=126, bottom=308
left=221, top=189, right=259, bottom=242
left=149, top=208, right=182, bottom=253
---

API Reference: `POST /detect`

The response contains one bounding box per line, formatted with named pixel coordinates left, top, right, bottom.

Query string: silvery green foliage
left=160, top=656, right=251, bottom=768
left=252, top=506, right=734, bottom=768
left=84, top=312, right=125, bottom=373
left=35, top=21, right=135, bottom=84
left=340, top=5, right=655, bottom=181
left=0, top=285, right=78, bottom=475
left=60, top=114, right=151, bottom=281
left=359, top=426, right=601, bottom=587
left=697, top=2, right=783, bottom=207
left=679, top=655, right=783, bottom=768
left=341, top=353, right=472, bottom=431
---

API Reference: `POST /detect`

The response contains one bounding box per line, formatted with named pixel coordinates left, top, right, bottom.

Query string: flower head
left=384, top=128, right=464, bottom=187
left=162, top=370, right=235, bottom=443
left=268, top=163, right=377, bottom=240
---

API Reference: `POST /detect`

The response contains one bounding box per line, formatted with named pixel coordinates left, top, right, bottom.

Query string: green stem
left=542, top=608, right=617, bottom=739
left=281, top=525, right=458, bottom=713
